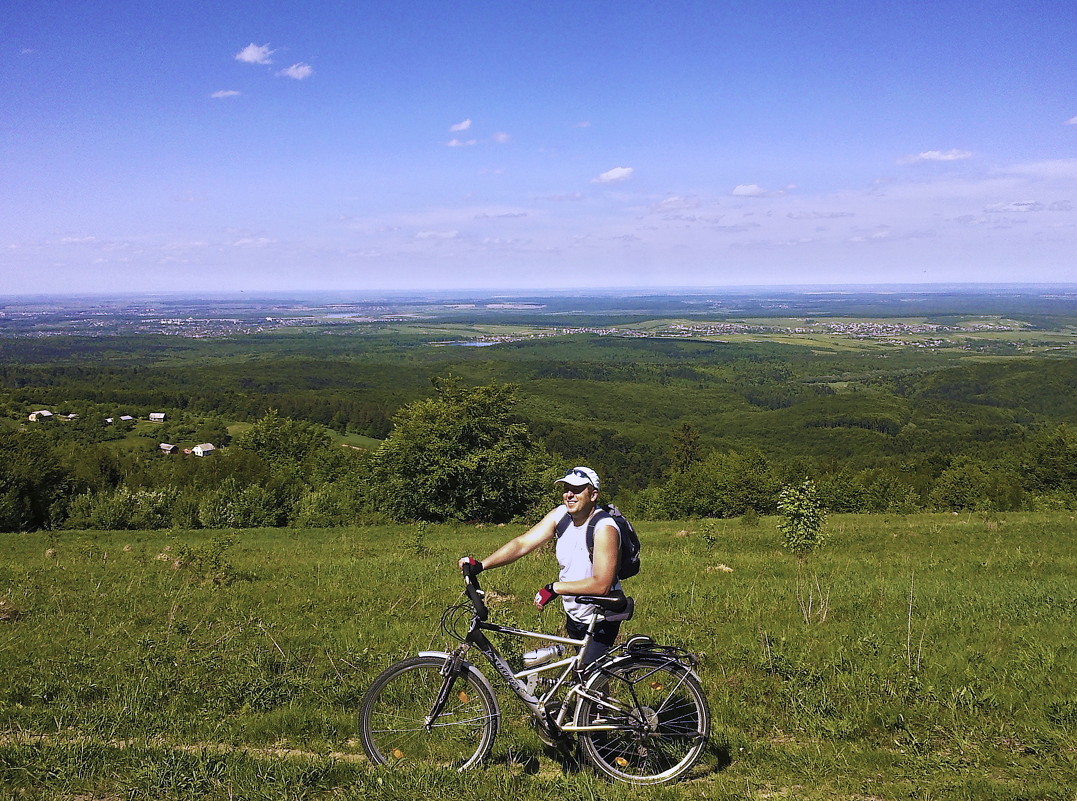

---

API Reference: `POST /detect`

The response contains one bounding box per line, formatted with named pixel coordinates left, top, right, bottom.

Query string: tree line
left=3, top=377, right=1077, bottom=533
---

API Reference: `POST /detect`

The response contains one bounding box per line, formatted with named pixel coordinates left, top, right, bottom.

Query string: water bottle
left=522, top=644, right=567, bottom=668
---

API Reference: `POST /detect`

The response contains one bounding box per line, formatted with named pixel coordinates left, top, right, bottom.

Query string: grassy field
left=1, top=513, right=1075, bottom=799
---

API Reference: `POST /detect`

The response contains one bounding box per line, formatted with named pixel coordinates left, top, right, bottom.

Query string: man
left=459, top=466, right=623, bottom=665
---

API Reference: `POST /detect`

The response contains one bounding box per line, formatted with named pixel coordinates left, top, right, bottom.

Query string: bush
left=292, top=484, right=366, bottom=527
left=777, top=480, right=828, bottom=558
left=660, top=449, right=780, bottom=518
left=367, top=378, right=554, bottom=522
left=198, top=479, right=285, bottom=529
left=64, top=487, right=177, bottom=530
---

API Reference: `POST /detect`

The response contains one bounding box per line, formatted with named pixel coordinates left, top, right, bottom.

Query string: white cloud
left=450, top=118, right=472, bottom=132
left=210, top=89, right=241, bottom=99
left=652, top=195, right=702, bottom=212
left=480, top=236, right=532, bottom=248
left=277, top=63, right=313, bottom=80
left=593, top=166, right=634, bottom=184
left=235, top=43, right=274, bottom=65
left=732, top=184, right=789, bottom=197
left=899, top=149, right=974, bottom=164
left=491, top=131, right=511, bottom=144
left=415, top=230, right=459, bottom=240
left=787, top=210, right=854, bottom=219
left=1066, top=116, right=1077, bottom=125
left=984, top=200, right=1046, bottom=213
left=575, top=121, right=591, bottom=128
left=446, top=138, right=478, bottom=147
left=537, top=192, right=585, bottom=202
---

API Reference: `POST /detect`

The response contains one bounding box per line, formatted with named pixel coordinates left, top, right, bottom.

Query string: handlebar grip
left=463, top=568, right=489, bottom=621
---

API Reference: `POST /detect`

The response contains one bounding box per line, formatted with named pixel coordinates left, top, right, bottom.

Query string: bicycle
left=358, top=563, right=711, bottom=785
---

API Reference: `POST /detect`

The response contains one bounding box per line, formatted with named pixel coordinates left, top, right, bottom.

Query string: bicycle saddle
left=575, top=591, right=634, bottom=621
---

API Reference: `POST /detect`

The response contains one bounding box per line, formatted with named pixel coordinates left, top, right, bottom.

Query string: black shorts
left=565, top=616, right=621, bottom=666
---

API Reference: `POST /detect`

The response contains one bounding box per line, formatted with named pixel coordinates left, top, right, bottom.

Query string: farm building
left=192, top=443, right=216, bottom=457
left=28, top=410, right=53, bottom=422
left=149, top=412, right=166, bottom=422
left=159, top=443, right=179, bottom=454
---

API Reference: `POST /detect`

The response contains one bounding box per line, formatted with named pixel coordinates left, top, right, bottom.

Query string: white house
left=159, top=443, right=178, bottom=454
left=28, top=410, right=53, bottom=422
left=192, top=443, right=216, bottom=457
left=149, top=412, right=166, bottom=422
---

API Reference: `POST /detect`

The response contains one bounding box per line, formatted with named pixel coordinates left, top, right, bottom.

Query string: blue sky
left=2, top=0, right=1075, bottom=294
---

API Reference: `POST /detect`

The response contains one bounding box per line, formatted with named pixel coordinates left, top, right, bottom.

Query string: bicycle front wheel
left=359, top=655, right=500, bottom=770
left=576, top=656, right=710, bottom=785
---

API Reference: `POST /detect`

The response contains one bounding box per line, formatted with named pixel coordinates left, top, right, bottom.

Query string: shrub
left=367, top=378, right=553, bottom=522
left=777, top=480, right=828, bottom=558
left=661, top=449, right=780, bottom=518
left=198, top=479, right=285, bottom=529
left=64, top=487, right=177, bottom=530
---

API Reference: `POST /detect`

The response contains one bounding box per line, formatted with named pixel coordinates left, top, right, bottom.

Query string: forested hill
left=2, top=306, right=1077, bottom=530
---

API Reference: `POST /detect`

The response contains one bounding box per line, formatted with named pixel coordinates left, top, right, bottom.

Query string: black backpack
left=554, top=504, right=641, bottom=580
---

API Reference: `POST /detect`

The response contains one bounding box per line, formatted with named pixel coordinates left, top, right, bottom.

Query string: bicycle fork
left=423, top=646, right=470, bottom=731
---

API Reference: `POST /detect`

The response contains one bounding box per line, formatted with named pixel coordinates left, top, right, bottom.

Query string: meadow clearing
left=1, top=512, right=1074, bottom=800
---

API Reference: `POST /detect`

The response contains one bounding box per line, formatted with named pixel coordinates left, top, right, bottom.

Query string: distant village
left=434, top=318, right=1031, bottom=349
left=25, top=409, right=216, bottom=456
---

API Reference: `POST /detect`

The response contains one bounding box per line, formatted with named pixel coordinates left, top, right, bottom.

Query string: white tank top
left=553, top=504, right=621, bottom=624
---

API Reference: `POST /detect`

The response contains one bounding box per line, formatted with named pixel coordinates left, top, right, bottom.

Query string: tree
left=368, top=378, right=553, bottom=522
left=0, top=429, right=70, bottom=531
left=231, top=409, right=330, bottom=466
left=669, top=422, right=701, bottom=474
left=662, top=449, right=780, bottom=518
left=1022, top=425, right=1077, bottom=495
left=777, top=480, right=831, bottom=624
left=928, top=456, right=992, bottom=512
left=777, top=480, right=828, bottom=559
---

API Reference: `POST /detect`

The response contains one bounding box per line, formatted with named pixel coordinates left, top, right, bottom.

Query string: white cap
left=555, top=466, right=600, bottom=490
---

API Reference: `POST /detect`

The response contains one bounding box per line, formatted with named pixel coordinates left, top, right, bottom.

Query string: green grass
left=326, top=430, right=382, bottom=450
left=1, top=513, right=1075, bottom=799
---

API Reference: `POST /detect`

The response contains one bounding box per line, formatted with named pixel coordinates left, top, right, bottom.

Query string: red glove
left=460, top=556, right=483, bottom=575
left=534, top=583, right=558, bottom=609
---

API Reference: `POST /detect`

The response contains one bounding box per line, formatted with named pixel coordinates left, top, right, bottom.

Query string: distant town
left=1, top=287, right=1075, bottom=352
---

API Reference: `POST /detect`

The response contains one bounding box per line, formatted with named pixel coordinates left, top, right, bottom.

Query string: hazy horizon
left=4, top=281, right=1077, bottom=306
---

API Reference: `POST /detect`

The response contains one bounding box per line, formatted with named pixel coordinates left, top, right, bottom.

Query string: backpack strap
left=554, top=512, right=572, bottom=538
left=585, top=509, right=617, bottom=559
left=555, top=508, right=619, bottom=563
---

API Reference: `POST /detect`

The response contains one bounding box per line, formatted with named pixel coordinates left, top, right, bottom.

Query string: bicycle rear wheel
left=359, top=655, right=499, bottom=770
left=576, top=656, right=710, bottom=784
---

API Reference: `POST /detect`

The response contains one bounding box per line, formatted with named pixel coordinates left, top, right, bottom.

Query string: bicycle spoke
left=359, top=656, right=499, bottom=770
left=577, top=657, right=710, bottom=784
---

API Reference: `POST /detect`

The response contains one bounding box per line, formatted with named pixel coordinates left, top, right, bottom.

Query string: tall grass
left=1, top=513, right=1074, bottom=799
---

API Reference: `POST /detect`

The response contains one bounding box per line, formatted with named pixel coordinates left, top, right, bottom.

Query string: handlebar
left=461, top=561, right=489, bottom=621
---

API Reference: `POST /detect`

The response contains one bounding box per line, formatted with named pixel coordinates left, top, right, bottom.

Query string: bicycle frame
left=428, top=588, right=636, bottom=736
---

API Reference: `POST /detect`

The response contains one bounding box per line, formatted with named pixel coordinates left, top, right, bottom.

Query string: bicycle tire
left=359, top=655, right=500, bottom=770
left=576, top=655, right=710, bottom=784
